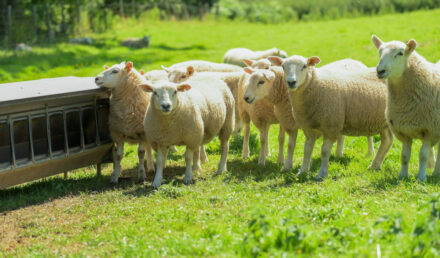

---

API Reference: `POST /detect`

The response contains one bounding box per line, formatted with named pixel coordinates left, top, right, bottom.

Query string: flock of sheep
left=94, top=35, right=440, bottom=188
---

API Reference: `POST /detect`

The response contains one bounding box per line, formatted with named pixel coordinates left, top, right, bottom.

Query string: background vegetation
left=1, top=8, right=440, bottom=256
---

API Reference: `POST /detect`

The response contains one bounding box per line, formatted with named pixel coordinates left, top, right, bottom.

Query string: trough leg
left=277, top=126, right=285, bottom=165
left=97, top=163, right=102, bottom=176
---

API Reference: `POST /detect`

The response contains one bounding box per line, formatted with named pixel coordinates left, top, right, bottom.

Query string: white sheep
left=138, top=75, right=235, bottom=188
left=372, top=35, right=440, bottom=181
left=121, top=36, right=150, bottom=48
left=165, top=59, right=288, bottom=166
left=223, top=48, right=288, bottom=67
left=143, top=69, right=168, bottom=83
left=267, top=55, right=394, bottom=179
left=95, top=61, right=155, bottom=183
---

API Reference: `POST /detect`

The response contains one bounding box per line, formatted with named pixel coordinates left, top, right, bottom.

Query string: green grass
left=1, top=9, right=440, bottom=257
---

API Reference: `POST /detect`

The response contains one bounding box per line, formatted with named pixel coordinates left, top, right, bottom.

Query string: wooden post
left=7, top=5, right=12, bottom=47
left=61, top=1, right=66, bottom=35
left=165, top=0, right=171, bottom=20
left=198, top=2, right=203, bottom=21
left=97, top=163, right=102, bottom=176
left=46, top=3, right=52, bottom=44
left=32, top=5, right=37, bottom=41
left=103, top=7, right=108, bottom=31
left=159, top=0, right=164, bottom=20
left=119, top=0, right=124, bottom=17
left=215, top=3, right=220, bottom=19
left=131, top=0, right=136, bottom=17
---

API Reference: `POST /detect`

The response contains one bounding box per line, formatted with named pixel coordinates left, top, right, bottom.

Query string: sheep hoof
left=368, top=164, right=381, bottom=171
left=169, top=146, right=178, bottom=153
left=201, top=157, right=209, bottom=164
left=110, top=173, right=119, bottom=184
left=316, top=170, right=328, bottom=181
left=277, top=158, right=284, bottom=165
left=399, top=172, right=408, bottom=179
left=242, top=153, right=250, bottom=159
left=417, top=174, right=427, bottom=182
left=183, top=176, right=194, bottom=185
left=258, top=159, right=266, bottom=166
left=281, top=165, right=291, bottom=171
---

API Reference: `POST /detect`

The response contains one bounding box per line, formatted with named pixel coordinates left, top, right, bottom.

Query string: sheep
left=69, top=37, right=93, bottom=45
left=138, top=75, right=235, bottom=188
left=95, top=61, right=155, bottom=183
left=372, top=35, right=440, bottom=181
left=267, top=55, right=394, bottom=180
left=162, top=60, right=242, bottom=82
left=15, top=43, right=32, bottom=52
left=121, top=36, right=150, bottom=48
left=223, top=48, right=288, bottom=67
left=165, top=59, right=288, bottom=166
left=143, top=69, right=168, bottom=83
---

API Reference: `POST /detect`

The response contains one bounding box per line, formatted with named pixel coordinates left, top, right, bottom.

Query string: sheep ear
left=125, top=61, right=133, bottom=71
left=104, top=65, right=109, bottom=70
left=268, top=56, right=283, bottom=66
left=140, top=69, right=145, bottom=75
left=405, top=39, right=417, bottom=54
left=243, top=67, right=254, bottom=74
left=307, top=56, right=320, bottom=66
left=177, top=84, right=191, bottom=92
left=243, top=59, right=254, bottom=67
left=138, top=83, right=154, bottom=92
left=161, top=65, right=169, bottom=73
left=371, top=35, right=383, bottom=49
left=186, top=66, right=194, bottom=77
left=263, top=71, right=275, bottom=81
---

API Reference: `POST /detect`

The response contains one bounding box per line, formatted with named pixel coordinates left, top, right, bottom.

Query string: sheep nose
left=95, top=77, right=99, bottom=82
left=377, top=69, right=386, bottom=78
left=244, top=96, right=250, bottom=102
left=287, top=80, right=297, bottom=88
left=161, top=103, right=171, bottom=111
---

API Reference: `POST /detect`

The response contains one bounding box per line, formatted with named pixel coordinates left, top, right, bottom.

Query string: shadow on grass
left=225, top=156, right=283, bottom=182
left=369, top=171, right=440, bottom=191
left=153, top=44, right=206, bottom=51
left=0, top=166, right=140, bottom=213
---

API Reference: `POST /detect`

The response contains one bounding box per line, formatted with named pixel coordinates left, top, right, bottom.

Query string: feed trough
left=0, top=77, right=113, bottom=189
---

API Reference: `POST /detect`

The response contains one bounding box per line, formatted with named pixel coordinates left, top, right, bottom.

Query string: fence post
left=7, top=5, right=12, bottom=47
left=32, top=5, right=37, bottom=42
left=75, top=0, right=80, bottom=24
left=215, top=3, right=220, bottom=19
left=119, top=0, right=124, bottom=17
left=165, top=0, right=171, bottom=20
left=198, top=2, right=203, bottom=21
left=46, top=3, right=52, bottom=44
left=61, top=1, right=66, bottom=35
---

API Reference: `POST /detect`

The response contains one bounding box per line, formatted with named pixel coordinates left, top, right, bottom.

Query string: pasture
left=1, top=9, right=440, bottom=256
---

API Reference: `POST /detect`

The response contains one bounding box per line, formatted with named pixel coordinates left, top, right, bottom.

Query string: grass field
left=1, top=9, right=440, bottom=257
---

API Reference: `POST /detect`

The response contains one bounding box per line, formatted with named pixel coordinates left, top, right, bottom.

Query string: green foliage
left=1, top=9, right=440, bottom=256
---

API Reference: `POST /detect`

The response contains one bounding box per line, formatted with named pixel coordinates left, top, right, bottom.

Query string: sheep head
left=243, top=67, right=275, bottom=104
left=139, top=81, right=191, bottom=114
left=95, top=61, right=133, bottom=89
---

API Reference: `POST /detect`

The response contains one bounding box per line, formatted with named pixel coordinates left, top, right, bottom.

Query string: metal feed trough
left=0, top=77, right=113, bottom=189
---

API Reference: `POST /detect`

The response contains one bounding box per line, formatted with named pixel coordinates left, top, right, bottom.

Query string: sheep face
left=95, top=62, right=132, bottom=89
left=244, top=59, right=271, bottom=69
left=163, top=65, right=195, bottom=83
left=243, top=67, right=275, bottom=104
left=268, top=55, right=320, bottom=91
left=138, top=81, right=191, bottom=114
left=372, top=35, right=417, bottom=80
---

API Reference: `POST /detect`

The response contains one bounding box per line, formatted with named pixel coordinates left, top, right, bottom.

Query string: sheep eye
left=396, top=52, right=404, bottom=56
left=258, top=80, right=264, bottom=85
left=112, top=69, right=119, bottom=74
left=182, top=75, right=186, bottom=79
left=153, top=91, right=158, bottom=96
left=302, top=65, right=307, bottom=70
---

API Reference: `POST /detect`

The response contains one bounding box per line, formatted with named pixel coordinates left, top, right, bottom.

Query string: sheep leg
left=258, top=125, right=270, bottom=165
left=277, top=126, right=285, bottom=165
left=265, top=126, right=271, bottom=157
left=369, top=129, right=393, bottom=170
left=316, top=138, right=335, bottom=180
left=428, top=147, right=435, bottom=169
left=433, top=144, right=440, bottom=176
left=111, top=142, right=124, bottom=184
left=145, top=142, right=155, bottom=172
left=417, top=142, right=431, bottom=182
left=169, top=145, right=178, bottom=153
left=367, top=136, right=375, bottom=157
left=137, top=142, right=146, bottom=183
left=217, top=139, right=230, bottom=174
left=200, top=145, right=209, bottom=163
left=299, top=132, right=317, bottom=174
left=399, top=139, right=412, bottom=179
left=335, top=135, right=345, bottom=158
left=193, top=146, right=202, bottom=173
left=162, top=146, right=169, bottom=170
left=152, top=147, right=166, bottom=188
left=242, top=122, right=251, bottom=159
left=282, top=129, right=298, bottom=171
left=183, top=148, right=195, bottom=185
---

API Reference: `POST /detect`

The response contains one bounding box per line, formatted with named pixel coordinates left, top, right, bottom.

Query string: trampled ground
left=1, top=9, right=440, bottom=256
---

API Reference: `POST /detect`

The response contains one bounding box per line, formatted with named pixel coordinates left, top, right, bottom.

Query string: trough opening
left=0, top=121, right=11, bottom=168
left=32, top=116, right=49, bottom=160
left=82, top=107, right=97, bottom=147
left=50, top=113, right=65, bottom=156
left=66, top=110, right=81, bottom=152
left=98, top=104, right=110, bottom=143
left=13, top=118, right=31, bottom=164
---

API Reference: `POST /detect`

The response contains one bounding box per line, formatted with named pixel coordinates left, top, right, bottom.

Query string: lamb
left=121, top=36, right=150, bottom=48
left=372, top=35, right=440, bottom=181
left=267, top=55, right=394, bottom=179
left=138, top=75, right=235, bottom=188
left=69, top=37, right=93, bottom=45
left=95, top=61, right=155, bottom=183
left=143, top=69, right=168, bottom=83
left=165, top=59, right=288, bottom=166
left=223, top=48, right=288, bottom=67
left=162, top=60, right=242, bottom=82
